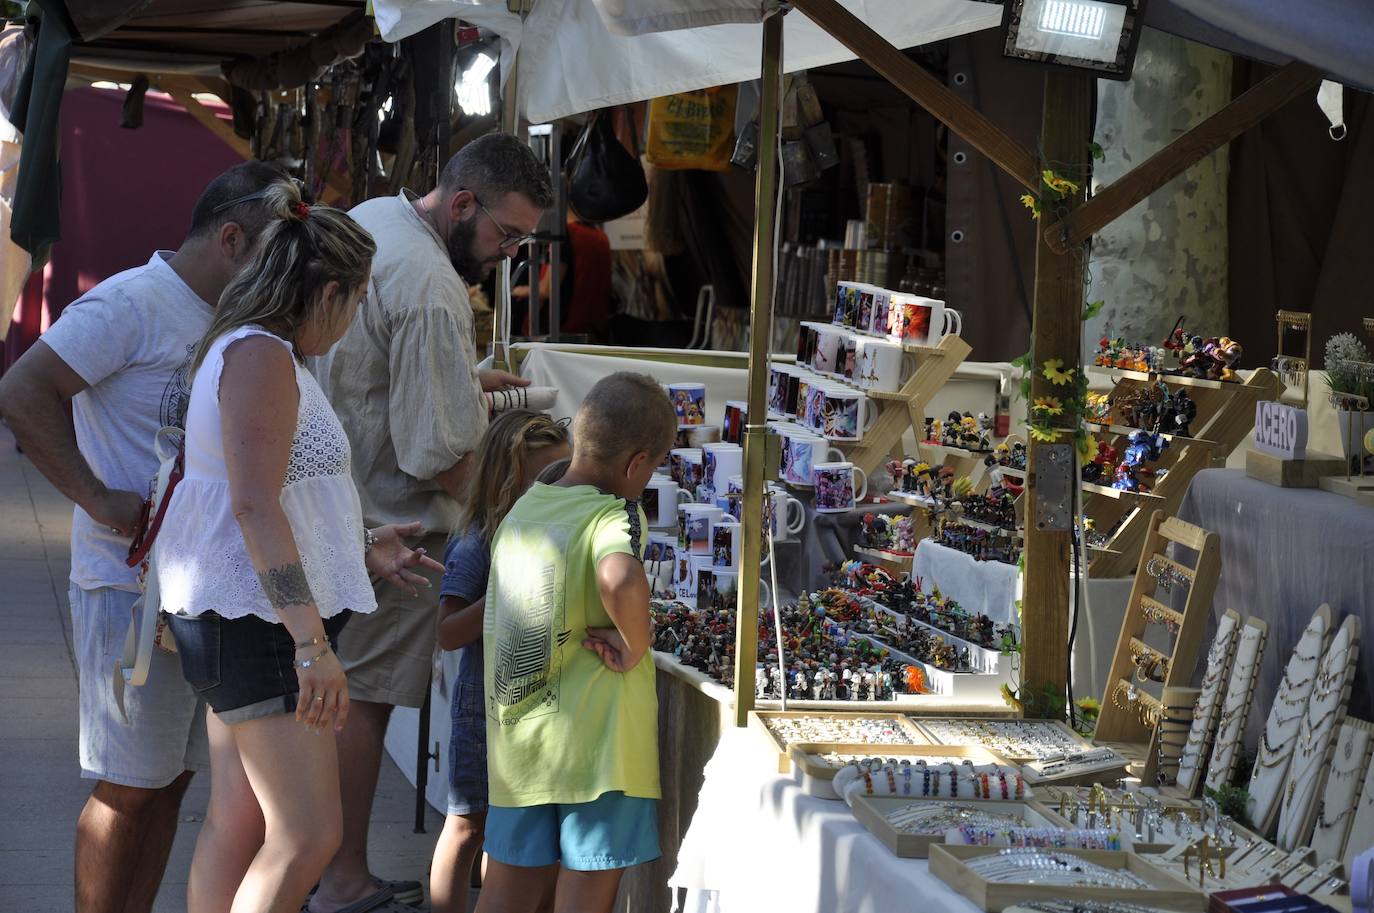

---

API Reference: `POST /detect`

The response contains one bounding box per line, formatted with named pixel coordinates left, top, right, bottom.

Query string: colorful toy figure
left=1112, top=429, right=1169, bottom=492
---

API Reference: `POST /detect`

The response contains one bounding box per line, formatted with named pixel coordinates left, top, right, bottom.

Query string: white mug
left=709, top=518, right=741, bottom=569
left=669, top=447, right=704, bottom=492
left=644, top=532, right=677, bottom=596
left=781, top=433, right=845, bottom=487
left=767, top=485, right=807, bottom=540
left=723, top=400, right=748, bottom=444
left=813, top=461, right=868, bottom=512
left=666, top=382, right=707, bottom=425
left=700, top=567, right=772, bottom=612
left=855, top=337, right=915, bottom=393
left=887, top=294, right=963, bottom=347
left=833, top=281, right=870, bottom=330
left=820, top=388, right=878, bottom=442
left=682, top=424, right=721, bottom=448
left=642, top=478, right=692, bottom=527
left=702, top=442, right=744, bottom=494
left=679, top=504, right=723, bottom=554
left=811, top=324, right=843, bottom=376
left=867, top=287, right=894, bottom=337
left=675, top=553, right=713, bottom=601
left=838, top=333, right=859, bottom=383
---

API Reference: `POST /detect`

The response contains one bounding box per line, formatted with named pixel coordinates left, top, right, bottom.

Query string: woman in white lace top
left=157, top=181, right=443, bottom=913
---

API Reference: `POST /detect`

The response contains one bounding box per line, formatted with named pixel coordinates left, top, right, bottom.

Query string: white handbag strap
left=112, top=426, right=184, bottom=723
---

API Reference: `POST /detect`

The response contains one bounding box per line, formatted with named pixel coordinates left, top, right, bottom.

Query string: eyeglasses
left=467, top=190, right=537, bottom=250
left=211, top=177, right=307, bottom=216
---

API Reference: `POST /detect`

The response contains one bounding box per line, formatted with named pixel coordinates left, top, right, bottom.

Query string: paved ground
left=0, top=423, right=446, bottom=911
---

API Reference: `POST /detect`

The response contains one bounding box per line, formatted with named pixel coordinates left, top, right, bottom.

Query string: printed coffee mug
left=855, top=337, right=916, bottom=393
left=867, top=288, right=893, bottom=337
left=769, top=364, right=803, bottom=418
left=666, top=382, right=707, bottom=425
left=700, top=568, right=772, bottom=613
left=683, top=424, right=721, bottom=448
left=813, top=461, right=869, bottom=513
left=723, top=400, right=748, bottom=444
left=644, top=532, right=677, bottom=596
left=820, top=388, right=878, bottom=442
left=833, top=281, right=865, bottom=329
left=669, top=447, right=703, bottom=491
left=796, top=322, right=819, bottom=366
left=839, top=334, right=859, bottom=383
left=782, top=433, right=845, bottom=487
left=702, top=442, right=743, bottom=493
left=767, top=485, right=807, bottom=540
left=675, top=553, right=713, bottom=601
left=643, top=478, right=691, bottom=527
left=887, top=294, right=963, bottom=347
left=811, top=325, right=843, bottom=376
left=679, top=504, right=723, bottom=554
left=709, top=517, right=741, bottom=569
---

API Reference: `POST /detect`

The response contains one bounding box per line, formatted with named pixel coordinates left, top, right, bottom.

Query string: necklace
left=1317, top=801, right=1356, bottom=831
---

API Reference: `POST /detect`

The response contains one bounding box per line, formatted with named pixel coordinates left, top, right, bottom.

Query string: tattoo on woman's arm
left=258, top=563, right=314, bottom=610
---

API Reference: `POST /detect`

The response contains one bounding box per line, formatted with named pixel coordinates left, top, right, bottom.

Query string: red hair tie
left=294, top=201, right=310, bottom=220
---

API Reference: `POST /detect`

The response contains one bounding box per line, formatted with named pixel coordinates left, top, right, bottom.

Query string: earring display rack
left=1084, top=367, right=1279, bottom=578
left=1308, top=719, right=1373, bottom=865
left=1094, top=512, right=1221, bottom=762
left=1275, top=615, right=1361, bottom=852
left=1202, top=618, right=1268, bottom=793
left=1246, top=605, right=1334, bottom=836
left=1342, top=722, right=1374, bottom=876
left=1175, top=610, right=1241, bottom=797
left=833, top=332, right=973, bottom=478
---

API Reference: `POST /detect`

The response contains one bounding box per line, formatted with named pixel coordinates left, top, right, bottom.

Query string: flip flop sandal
left=376, top=879, right=425, bottom=906
left=302, top=885, right=397, bottom=913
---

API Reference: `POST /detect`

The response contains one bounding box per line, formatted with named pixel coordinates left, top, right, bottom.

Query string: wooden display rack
left=1093, top=512, right=1221, bottom=776
left=1085, top=367, right=1279, bottom=578
left=835, top=333, right=973, bottom=477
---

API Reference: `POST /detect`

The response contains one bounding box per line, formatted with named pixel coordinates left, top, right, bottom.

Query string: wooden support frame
left=1043, top=62, right=1321, bottom=252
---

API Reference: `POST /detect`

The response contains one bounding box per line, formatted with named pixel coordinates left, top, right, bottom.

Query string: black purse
left=566, top=109, right=647, bottom=223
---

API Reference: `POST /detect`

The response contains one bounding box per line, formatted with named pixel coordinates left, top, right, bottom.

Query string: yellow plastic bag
left=645, top=86, right=738, bottom=171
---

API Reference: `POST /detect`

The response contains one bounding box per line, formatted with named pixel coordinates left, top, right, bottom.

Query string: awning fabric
left=373, top=0, right=1003, bottom=122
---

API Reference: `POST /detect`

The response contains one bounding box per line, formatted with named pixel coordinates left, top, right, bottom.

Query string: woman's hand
left=366, top=521, right=445, bottom=596
left=295, top=647, right=349, bottom=734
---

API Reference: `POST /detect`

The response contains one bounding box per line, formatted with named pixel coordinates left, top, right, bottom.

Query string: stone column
left=1084, top=29, right=1232, bottom=358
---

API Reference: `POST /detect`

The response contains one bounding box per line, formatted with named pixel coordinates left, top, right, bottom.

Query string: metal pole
left=547, top=124, right=564, bottom=338
left=493, top=12, right=526, bottom=370
left=732, top=8, right=784, bottom=727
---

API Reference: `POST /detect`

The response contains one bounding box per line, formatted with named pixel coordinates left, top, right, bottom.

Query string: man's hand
left=478, top=369, right=530, bottom=393
left=87, top=488, right=145, bottom=539
left=366, top=521, right=445, bottom=596
left=583, top=627, right=639, bottom=672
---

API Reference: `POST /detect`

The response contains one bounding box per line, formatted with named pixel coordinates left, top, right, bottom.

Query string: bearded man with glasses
left=308, top=133, right=553, bottom=913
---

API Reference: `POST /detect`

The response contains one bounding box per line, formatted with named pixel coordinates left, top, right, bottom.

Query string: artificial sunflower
left=1079, top=435, right=1100, bottom=463
left=1042, top=358, right=1075, bottom=386
left=1032, top=396, right=1064, bottom=417
left=1041, top=170, right=1080, bottom=197
left=1000, top=684, right=1024, bottom=715
left=1020, top=193, right=1041, bottom=219
left=1029, top=425, right=1061, bottom=443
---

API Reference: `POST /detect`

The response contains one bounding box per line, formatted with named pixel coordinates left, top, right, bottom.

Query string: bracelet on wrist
left=363, top=527, right=377, bottom=555
left=295, top=635, right=326, bottom=651
left=294, top=647, right=332, bottom=669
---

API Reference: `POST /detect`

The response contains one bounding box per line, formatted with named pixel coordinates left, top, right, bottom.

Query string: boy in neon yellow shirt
left=477, top=372, right=677, bottom=913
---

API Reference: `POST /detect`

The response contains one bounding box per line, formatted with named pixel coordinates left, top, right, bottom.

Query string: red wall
left=3, top=86, right=242, bottom=372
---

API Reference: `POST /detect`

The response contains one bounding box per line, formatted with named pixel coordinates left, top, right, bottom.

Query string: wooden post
left=732, top=9, right=784, bottom=727
left=1020, top=71, right=1094, bottom=708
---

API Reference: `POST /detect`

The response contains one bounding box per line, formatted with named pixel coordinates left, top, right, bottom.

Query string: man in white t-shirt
left=309, top=133, right=550, bottom=913
left=0, top=161, right=293, bottom=913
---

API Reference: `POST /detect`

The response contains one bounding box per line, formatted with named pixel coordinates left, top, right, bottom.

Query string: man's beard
left=446, top=215, right=490, bottom=285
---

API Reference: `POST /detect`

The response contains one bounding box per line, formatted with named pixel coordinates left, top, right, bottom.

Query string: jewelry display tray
left=913, top=717, right=1131, bottom=786
left=851, top=796, right=1069, bottom=859
left=749, top=710, right=929, bottom=774
left=787, top=742, right=1008, bottom=800
left=928, top=845, right=1206, bottom=913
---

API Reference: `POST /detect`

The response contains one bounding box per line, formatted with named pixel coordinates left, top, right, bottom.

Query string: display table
left=1177, top=468, right=1374, bottom=741
left=911, top=539, right=1020, bottom=625
left=669, top=725, right=982, bottom=913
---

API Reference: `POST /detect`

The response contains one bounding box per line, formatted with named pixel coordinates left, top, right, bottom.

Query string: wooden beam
left=155, top=78, right=253, bottom=159
left=789, top=0, right=1039, bottom=191
left=1044, top=62, right=1321, bottom=251
left=1020, top=71, right=1094, bottom=710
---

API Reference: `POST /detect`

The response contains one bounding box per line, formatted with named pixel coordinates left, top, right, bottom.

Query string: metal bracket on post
left=1031, top=443, right=1074, bottom=532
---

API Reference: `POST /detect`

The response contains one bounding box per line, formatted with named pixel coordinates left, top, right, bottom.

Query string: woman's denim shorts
left=166, top=611, right=350, bottom=725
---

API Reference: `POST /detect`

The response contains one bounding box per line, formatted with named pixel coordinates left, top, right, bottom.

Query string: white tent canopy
left=372, top=0, right=1002, bottom=122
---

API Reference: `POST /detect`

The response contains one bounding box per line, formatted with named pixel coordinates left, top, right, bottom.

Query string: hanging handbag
left=111, top=426, right=185, bottom=723
left=566, top=108, right=648, bottom=223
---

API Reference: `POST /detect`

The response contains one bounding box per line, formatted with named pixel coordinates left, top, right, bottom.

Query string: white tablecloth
left=669, top=727, right=983, bottom=913
left=910, top=539, right=1021, bottom=625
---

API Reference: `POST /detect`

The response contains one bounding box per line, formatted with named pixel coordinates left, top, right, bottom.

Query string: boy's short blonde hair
left=573, top=372, right=677, bottom=463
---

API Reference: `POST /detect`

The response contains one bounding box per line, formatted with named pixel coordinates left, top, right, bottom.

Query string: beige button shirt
left=312, top=191, right=487, bottom=535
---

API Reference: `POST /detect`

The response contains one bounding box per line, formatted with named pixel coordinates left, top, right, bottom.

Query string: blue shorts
left=485, top=792, right=661, bottom=871
left=446, top=676, right=487, bottom=815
